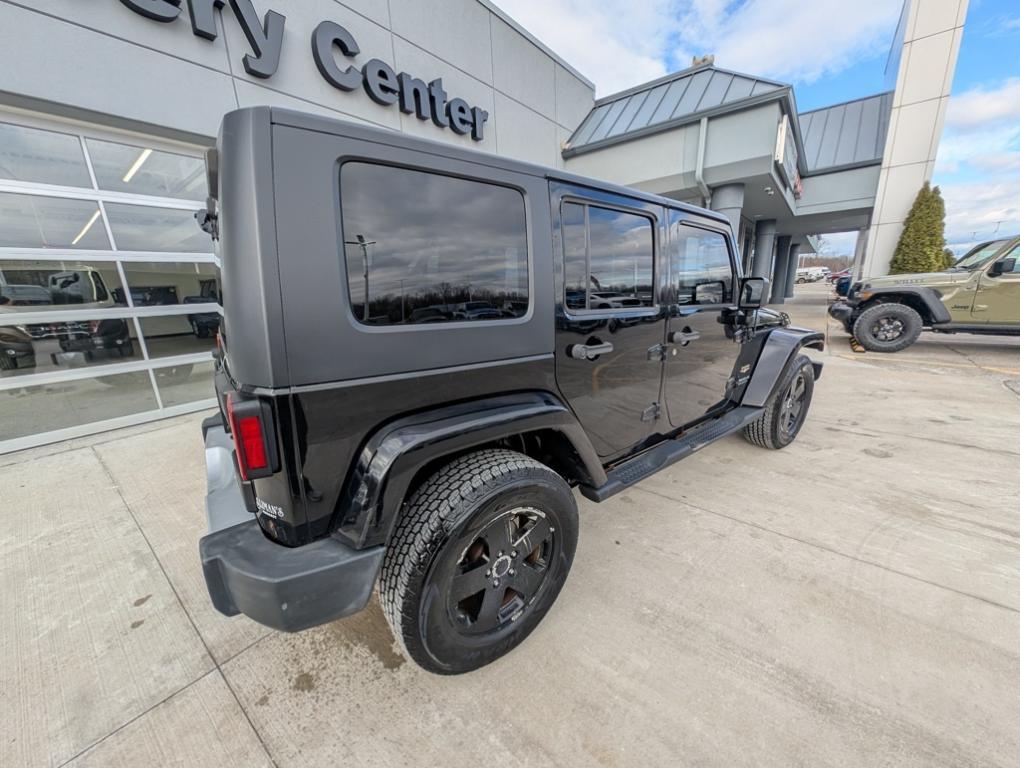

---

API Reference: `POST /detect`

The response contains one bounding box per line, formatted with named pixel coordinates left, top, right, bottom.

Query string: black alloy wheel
left=743, top=354, right=815, bottom=449
left=380, top=449, right=578, bottom=674
left=445, top=506, right=555, bottom=635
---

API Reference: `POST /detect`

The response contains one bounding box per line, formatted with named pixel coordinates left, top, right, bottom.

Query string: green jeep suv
left=829, top=236, right=1020, bottom=352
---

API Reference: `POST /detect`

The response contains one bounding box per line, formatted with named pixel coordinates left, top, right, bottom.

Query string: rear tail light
left=225, top=393, right=279, bottom=481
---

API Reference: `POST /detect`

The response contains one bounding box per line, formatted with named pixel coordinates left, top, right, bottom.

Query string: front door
left=553, top=189, right=666, bottom=459
left=661, top=213, right=743, bottom=429
left=974, top=243, right=1020, bottom=324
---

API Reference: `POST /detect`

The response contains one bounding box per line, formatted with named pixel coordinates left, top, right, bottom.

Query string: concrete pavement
left=3, top=282, right=1019, bottom=767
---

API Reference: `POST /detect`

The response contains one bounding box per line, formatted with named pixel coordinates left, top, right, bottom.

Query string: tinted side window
left=560, top=201, right=654, bottom=310
left=340, top=162, right=528, bottom=325
left=668, top=218, right=733, bottom=305
left=562, top=202, right=587, bottom=310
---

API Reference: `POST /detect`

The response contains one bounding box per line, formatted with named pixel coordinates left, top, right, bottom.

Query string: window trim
left=337, top=158, right=534, bottom=333
left=665, top=213, right=739, bottom=309
left=559, top=196, right=659, bottom=316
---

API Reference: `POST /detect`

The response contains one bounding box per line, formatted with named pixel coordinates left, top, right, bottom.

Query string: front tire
left=380, top=449, right=578, bottom=675
left=744, top=354, right=815, bottom=449
left=852, top=303, right=922, bottom=352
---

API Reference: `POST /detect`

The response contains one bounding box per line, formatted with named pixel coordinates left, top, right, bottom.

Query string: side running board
left=580, top=406, right=764, bottom=502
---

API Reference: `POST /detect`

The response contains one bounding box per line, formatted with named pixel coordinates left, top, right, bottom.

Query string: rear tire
left=743, top=354, right=815, bottom=449
left=380, top=449, right=578, bottom=675
left=852, top=303, right=923, bottom=352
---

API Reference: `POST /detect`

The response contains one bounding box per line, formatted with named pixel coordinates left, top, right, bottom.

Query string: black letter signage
left=312, top=21, right=361, bottom=91
left=116, top=1, right=491, bottom=141
left=119, top=0, right=181, bottom=22
left=228, top=0, right=285, bottom=78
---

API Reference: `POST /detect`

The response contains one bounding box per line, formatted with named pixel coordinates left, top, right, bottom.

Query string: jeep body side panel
left=740, top=327, right=824, bottom=408
left=269, top=123, right=552, bottom=385
left=334, top=392, right=606, bottom=549
left=290, top=357, right=561, bottom=541
left=217, top=108, right=288, bottom=388
left=862, top=286, right=953, bottom=325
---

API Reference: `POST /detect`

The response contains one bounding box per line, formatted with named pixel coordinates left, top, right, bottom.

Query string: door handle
left=668, top=328, right=700, bottom=346
left=567, top=341, right=614, bottom=360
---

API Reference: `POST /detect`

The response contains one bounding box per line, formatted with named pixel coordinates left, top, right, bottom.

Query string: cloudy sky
left=493, top=0, right=1020, bottom=257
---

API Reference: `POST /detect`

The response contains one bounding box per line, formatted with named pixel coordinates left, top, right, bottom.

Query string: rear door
left=661, top=213, right=742, bottom=429
left=552, top=183, right=667, bottom=459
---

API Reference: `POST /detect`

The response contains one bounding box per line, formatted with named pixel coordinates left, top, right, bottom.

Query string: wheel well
left=859, top=293, right=933, bottom=325
left=400, top=429, right=594, bottom=510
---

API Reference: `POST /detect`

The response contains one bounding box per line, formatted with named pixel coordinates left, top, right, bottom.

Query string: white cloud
left=674, top=0, right=901, bottom=85
left=491, top=0, right=673, bottom=95
left=934, top=78, right=1020, bottom=246
left=491, top=0, right=899, bottom=96
left=943, top=77, right=1020, bottom=131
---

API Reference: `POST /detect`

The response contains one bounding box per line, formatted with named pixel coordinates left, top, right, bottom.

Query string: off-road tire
left=852, top=302, right=923, bottom=353
left=743, top=354, right=815, bottom=449
left=380, top=449, right=578, bottom=675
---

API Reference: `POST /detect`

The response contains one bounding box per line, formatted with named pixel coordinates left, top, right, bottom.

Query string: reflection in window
left=86, top=138, right=206, bottom=201
left=139, top=315, right=217, bottom=359
left=560, top=202, right=654, bottom=310
left=0, top=193, right=110, bottom=249
left=0, top=316, right=140, bottom=378
left=120, top=262, right=217, bottom=308
left=104, top=202, right=209, bottom=252
left=0, top=122, right=92, bottom=188
left=340, top=163, right=528, bottom=325
left=0, top=372, right=158, bottom=440
left=562, top=203, right=587, bottom=310
left=0, top=260, right=124, bottom=312
left=668, top=218, right=733, bottom=305
left=155, top=360, right=215, bottom=408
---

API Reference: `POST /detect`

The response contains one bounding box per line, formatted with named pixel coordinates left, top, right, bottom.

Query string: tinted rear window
left=339, top=162, right=528, bottom=326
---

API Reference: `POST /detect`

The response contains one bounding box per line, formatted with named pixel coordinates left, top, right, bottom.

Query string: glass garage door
left=0, top=113, right=218, bottom=452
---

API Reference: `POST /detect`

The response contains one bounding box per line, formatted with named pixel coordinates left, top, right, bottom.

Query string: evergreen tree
left=889, top=182, right=948, bottom=274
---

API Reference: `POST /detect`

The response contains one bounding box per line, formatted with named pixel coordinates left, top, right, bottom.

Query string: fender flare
left=333, top=391, right=605, bottom=548
left=740, top=326, right=824, bottom=408
left=861, top=286, right=952, bottom=325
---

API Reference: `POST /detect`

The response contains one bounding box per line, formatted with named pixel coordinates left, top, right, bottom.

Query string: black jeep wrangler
left=198, top=108, right=823, bottom=674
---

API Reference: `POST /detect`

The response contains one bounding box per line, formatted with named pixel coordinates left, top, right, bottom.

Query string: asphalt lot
left=3, top=282, right=1019, bottom=767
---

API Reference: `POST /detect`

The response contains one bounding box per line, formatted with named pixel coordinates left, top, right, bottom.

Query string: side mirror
left=738, top=277, right=769, bottom=309
left=693, top=280, right=726, bottom=304
left=990, top=257, right=1016, bottom=276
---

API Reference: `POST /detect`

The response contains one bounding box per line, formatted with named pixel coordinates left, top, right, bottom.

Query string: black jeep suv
left=198, top=108, right=823, bottom=674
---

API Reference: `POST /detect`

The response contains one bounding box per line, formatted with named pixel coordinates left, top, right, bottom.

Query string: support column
left=750, top=219, right=776, bottom=279
left=770, top=235, right=792, bottom=304
left=711, top=183, right=745, bottom=244
left=784, top=242, right=801, bottom=299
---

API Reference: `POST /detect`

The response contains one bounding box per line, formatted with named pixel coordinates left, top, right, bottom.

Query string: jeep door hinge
left=641, top=402, right=662, bottom=422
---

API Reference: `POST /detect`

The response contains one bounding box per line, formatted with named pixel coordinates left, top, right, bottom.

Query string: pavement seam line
left=630, top=484, right=1020, bottom=616
left=53, top=669, right=218, bottom=768
left=90, top=446, right=280, bottom=768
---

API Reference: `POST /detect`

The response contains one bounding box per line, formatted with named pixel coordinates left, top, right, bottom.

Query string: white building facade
left=0, top=0, right=594, bottom=451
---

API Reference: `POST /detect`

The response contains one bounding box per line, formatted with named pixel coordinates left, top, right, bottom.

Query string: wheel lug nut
left=498, top=551, right=504, bottom=557
left=485, top=570, right=491, bottom=577
left=509, top=569, right=516, bottom=576
left=511, top=550, right=517, bottom=558
left=493, top=579, right=500, bottom=587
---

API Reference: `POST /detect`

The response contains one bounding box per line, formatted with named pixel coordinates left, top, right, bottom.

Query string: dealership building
left=0, top=0, right=966, bottom=450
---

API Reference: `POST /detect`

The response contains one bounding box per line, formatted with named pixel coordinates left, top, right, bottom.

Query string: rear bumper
left=199, top=420, right=384, bottom=632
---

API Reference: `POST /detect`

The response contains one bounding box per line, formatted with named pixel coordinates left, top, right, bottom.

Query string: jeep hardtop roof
left=264, top=107, right=731, bottom=229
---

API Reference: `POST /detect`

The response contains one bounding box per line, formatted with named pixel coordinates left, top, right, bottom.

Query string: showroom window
left=0, top=113, right=216, bottom=452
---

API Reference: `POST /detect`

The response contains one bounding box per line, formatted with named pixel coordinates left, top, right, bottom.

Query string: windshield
left=952, top=239, right=1010, bottom=270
